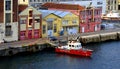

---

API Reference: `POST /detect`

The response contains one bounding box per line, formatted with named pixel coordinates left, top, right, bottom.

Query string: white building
left=0, top=0, right=19, bottom=43
left=60, top=0, right=106, bottom=14
left=29, top=0, right=60, bottom=9
left=29, top=0, right=106, bottom=14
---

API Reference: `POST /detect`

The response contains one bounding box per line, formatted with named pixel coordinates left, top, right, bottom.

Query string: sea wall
left=80, top=34, right=100, bottom=43
left=100, top=32, right=117, bottom=41
left=80, top=32, right=119, bottom=43
left=0, top=43, right=52, bottom=56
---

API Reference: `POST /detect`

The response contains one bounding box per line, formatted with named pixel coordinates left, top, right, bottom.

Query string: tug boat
left=55, top=40, right=93, bottom=57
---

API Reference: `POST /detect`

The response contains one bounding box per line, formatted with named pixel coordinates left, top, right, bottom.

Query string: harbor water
left=0, top=41, right=120, bottom=69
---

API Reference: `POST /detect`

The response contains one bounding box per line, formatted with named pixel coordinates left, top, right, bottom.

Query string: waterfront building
left=29, top=0, right=59, bottom=9
left=40, top=10, right=79, bottom=37
left=102, top=0, right=120, bottom=29
left=42, top=3, right=102, bottom=33
left=0, top=0, right=18, bottom=43
left=19, top=6, right=42, bottom=40
left=106, top=0, right=118, bottom=13
left=59, top=0, right=106, bottom=14
left=59, top=11, right=79, bottom=35
left=29, top=0, right=106, bottom=14
left=40, top=10, right=61, bottom=37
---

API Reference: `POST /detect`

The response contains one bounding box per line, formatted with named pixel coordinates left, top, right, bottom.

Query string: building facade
left=106, top=0, right=120, bottom=13
left=19, top=6, right=42, bottom=40
left=29, top=0, right=106, bottom=14
left=80, top=7, right=101, bottom=33
left=60, top=11, right=79, bottom=35
left=40, top=10, right=79, bottom=37
left=42, top=3, right=102, bottom=33
left=29, top=0, right=58, bottom=9
left=0, top=0, right=18, bottom=43
left=40, top=11, right=61, bottom=37
left=60, top=0, right=106, bottom=14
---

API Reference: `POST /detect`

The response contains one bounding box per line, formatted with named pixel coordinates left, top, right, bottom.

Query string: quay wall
left=0, top=43, right=53, bottom=56
left=0, top=30, right=120, bottom=56
left=80, top=32, right=119, bottom=43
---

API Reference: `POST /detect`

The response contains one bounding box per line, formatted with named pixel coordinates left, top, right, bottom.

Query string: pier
left=0, top=29, right=120, bottom=56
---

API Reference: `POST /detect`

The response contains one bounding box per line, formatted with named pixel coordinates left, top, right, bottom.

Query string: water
left=0, top=41, right=120, bottom=69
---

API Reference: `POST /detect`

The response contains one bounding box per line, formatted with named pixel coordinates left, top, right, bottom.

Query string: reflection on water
left=0, top=41, right=120, bottom=69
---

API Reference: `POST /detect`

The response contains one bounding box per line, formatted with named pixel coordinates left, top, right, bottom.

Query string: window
left=5, top=26, right=12, bottom=36
left=6, top=1, right=11, bottom=10
left=5, top=13, right=11, bottom=23
left=35, top=19, right=40, bottom=23
left=29, top=10, right=33, bottom=17
left=47, top=20, right=53, bottom=30
left=30, top=0, right=32, bottom=2
left=108, top=1, right=110, bottom=4
left=88, top=19, right=92, bottom=23
left=72, top=20, right=77, bottom=24
left=20, top=19, right=26, bottom=24
left=54, top=24, right=57, bottom=33
left=72, top=45, right=74, bottom=47
left=42, top=25, right=46, bottom=34
left=97, top=2, right=103, bottom=5
left=62, top=20, right=68, bottom=25
left=29, top=19, right=33, bottom=26
left=87, top=24, right=90, bottom=29
left=118, top=5, right=120, bottom=10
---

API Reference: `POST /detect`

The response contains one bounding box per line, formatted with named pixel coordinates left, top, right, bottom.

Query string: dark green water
left=0, top=41, right=120, bottom=69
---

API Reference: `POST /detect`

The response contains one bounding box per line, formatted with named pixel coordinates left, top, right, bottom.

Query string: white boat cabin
left=58, top=40, right=82, bottom=50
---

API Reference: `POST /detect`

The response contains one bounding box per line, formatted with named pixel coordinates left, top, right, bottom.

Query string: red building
left=80, top=7, right=101, bottom=33
left=19, top=6, right=42, bottom=40
left=42, top=2, right=102, bottom=33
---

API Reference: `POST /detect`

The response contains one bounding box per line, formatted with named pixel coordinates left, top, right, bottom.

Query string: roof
left=38, top=10, right=51, bottom=18
left=19, top=6, right=41, bottom=16
left=42, top=2, right=85, bottom=10
left=39, top=10, right=72, bottom=18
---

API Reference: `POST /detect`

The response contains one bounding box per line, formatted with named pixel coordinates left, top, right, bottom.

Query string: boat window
left=69, top=45, right=71, bottom=47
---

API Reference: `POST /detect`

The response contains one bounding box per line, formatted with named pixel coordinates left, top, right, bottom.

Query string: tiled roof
left=42, top=2, right=85, bottom=10
left=38, top=10, right=72, bottom=18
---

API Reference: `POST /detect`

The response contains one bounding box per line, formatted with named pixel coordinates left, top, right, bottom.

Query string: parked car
left=49, top=36, right=58, bottom=41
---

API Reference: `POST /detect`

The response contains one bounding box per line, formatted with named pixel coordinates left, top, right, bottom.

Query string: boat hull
left=55, top=48, right=92, bottom=57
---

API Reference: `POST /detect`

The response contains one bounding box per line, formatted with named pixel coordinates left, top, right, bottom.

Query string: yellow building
left=60, top=12, right=79, bottom=35
left=40, top=10, right=62, bottom=37
left=39, top=10, right=79, bottom=37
